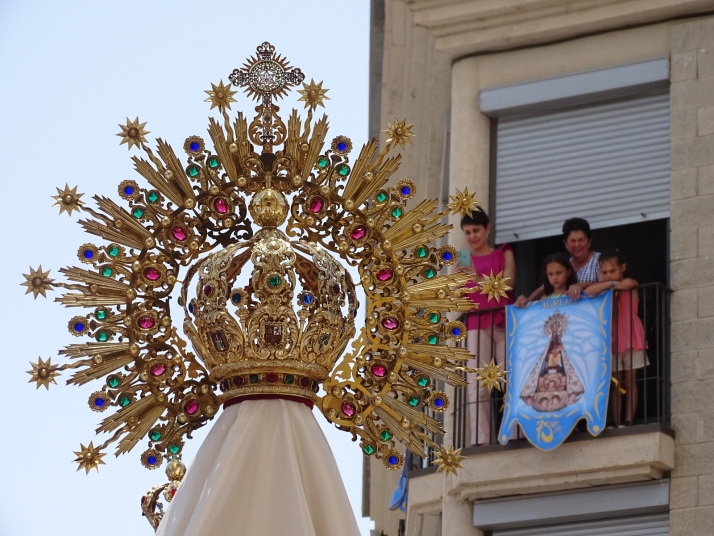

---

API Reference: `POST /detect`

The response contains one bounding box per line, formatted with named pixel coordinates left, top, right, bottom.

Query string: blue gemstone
left=83, top=249, right=94, bottom=259
left=302, top=294, right=314, bottom=305
left=337, top=142, right=347, bottom=152
left=434, top=397, right=444, bottom=408
left=353, top=309, right=358, bottom=317
left=452, top=327, right=461, bottom=336
left=124, top=186, right=134, bottom=196
left=190, top=141, right=200, bottom=152
left=388, top=455, right=399, bottom=465
left=95, top=398, right=105, bottom=407
left=231, top=293, right=242, bottom=304
left=400, top=186, right=411, bottom=196
left=147, top=455, right=157, bottom=465
left=74, top=322, right=85, bottom=332
left=442, top=251, right=452, bottom=261
left=188, top=302, right=195, bottom=314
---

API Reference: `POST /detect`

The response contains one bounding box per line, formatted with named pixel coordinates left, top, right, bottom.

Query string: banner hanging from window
left=499, top=291, right=613, bottom=450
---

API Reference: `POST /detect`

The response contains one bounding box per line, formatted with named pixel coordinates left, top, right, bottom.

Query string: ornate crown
left=22, top=42, right=510, bottom=522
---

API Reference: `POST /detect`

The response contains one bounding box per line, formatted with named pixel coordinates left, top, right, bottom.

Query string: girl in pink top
left=454, top=208, right=515, bottom=445
left=586, top=250, right=648, bottom=427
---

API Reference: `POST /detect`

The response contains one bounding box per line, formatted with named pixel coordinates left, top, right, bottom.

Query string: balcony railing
left=419, top=282, right=670, bottom=468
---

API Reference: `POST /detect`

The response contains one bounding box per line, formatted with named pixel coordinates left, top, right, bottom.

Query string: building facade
left=365, top=1, right=714, bottom=535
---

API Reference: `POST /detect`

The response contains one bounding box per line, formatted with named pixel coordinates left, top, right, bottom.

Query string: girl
left=586, top=250, right=648, bottom=427
left=454, top=207, right=516, bottom=446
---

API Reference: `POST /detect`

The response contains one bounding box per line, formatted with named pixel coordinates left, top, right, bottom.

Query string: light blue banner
left=499, top=291, right=613, bottom=450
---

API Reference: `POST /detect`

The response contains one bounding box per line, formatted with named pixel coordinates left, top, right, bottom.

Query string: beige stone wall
left=668, top=16, right=714, bottom=536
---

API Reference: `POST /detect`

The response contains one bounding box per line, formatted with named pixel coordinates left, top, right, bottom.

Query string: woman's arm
left=503, top=248, right=516, bottom=289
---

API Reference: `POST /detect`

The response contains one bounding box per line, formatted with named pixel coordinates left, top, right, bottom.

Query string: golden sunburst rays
left=204, top=80, right=238, bottom=113
left=478, top=270, right=513, bottom=302
left=27, top=357, right=60, bottom=390
left=447, top=187, right=480, bottom=218
left=297, top=79, right=329, bottom=110
left=475, top=359, right=507, bottom=392
left=51, top=184, right=85, bottom=216
left=433, top=444, right=466, bottom=476
left=384, top=117, right=414, bottom=148
left=20, top=265, right=55, bottom=299
left=116, top=117, right=149, bottom=150
left=73, top=441, right=106, bottom=474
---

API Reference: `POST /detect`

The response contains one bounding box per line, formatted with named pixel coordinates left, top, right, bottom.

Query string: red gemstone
left=141, top=496, right=146, bottom=505
left=371, top=363, right=387, bottom=377
left=350, top=226, right=366, bottom=240
left=144, top=267, right=160, bottom=281
left=377, top=268, right=393, bottom=282
left=233, top=376, right=244, bottom=387
left=172, top=227, right=187, bottom=241
left=138, top=316, right=155, bottom=329
left=150, top=363, right=166, bottom=377
left=299, top=377, right=311, bottom=388
left=266, top=372, right=279, bottom=383
left=185, top=400, right=199, bottom=415
left=203, top=285, right=213, bottom=296
left=309, top=197, right=324, bottom=213
left=382, top=317, right=399, bottom=330
left=214, top=198, right=228, bottom=214
left=341, top=401, right=356, bottom=417
left=170, top=488, right=176, bottom=497
left=332, top=283, right=341, bottom=295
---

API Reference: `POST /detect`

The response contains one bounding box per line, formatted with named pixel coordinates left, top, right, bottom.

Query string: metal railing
left=421, top=283, right=670, bottom=467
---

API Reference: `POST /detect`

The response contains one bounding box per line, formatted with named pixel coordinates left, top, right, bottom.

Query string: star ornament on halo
left=384, top=117, right=414, bottom=148
left=116, top=117, right=149, bottom=150
left=475, top=359, right=507, bottom=393
left=51, top=184, right=84, bottom=216
left=297, top=79, right=329, bottom=110
left=204, top=80, right=238, bottom=113
left=20, top=265, right=55, bottom=299
left=478, top=270, right=513, bottom=302
left=27, top=357, right=60, bottom=390
left=73, top=442, right=106, bottom=474
left=447, top=187, right=480, bottom=218
left=434, top=444, right=466, bottom=476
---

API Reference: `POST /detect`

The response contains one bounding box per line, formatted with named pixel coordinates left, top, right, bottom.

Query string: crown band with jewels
left=23, top=42, right=512, bottom=520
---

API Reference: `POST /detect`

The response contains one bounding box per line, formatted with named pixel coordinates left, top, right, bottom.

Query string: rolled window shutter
left=493, top=513, right=669, bottom=536
left=495, top=93, right=670, bottom=243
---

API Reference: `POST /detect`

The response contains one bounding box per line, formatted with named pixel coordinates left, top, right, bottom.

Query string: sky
left=0, top=1, right=373, bottom=535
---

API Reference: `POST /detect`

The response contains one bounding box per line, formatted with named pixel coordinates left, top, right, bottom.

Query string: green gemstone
left=317, top=156, right=329, bottom=168
left=376, top=191, right=387, bottom=203
left=97, top=330, right=109, bottom=342
left=107, top=375, right=120, bottom=388
left=391, top=207, right=403, bottom=219
left=408, top=396, right=419, bottom=407
left=147, top=191, right=159, bottom=203
left=102, top=267, right=113, bottom=277
left=268, top=275, right=282, bottom=288
left=424, top=267, right=436, bottom=279
left=429, top=312, right=440, bottom=323
left=363, top=444, right=375, bottom=455
left=418, top=376, right=429, bottom=387
left=208, top=156, right=219, bottom=168
left=169, top=444, right=181, bottom=454
left=188, top=166, right=199, bottom=177
left=150, top=430, right=161, bottom=442
left=132, top=208, right=144, bottom=218
left=249, top=374, right=259, bottom=384
left=337, top=164, right=349, bottom=177
left=284, top=374, right=294, bottom=384
left=428, top=334, right=439, bottom=345
left=416, top=246, right=428, bottom=258
left=380, top=429, right=392, bottom=441
left=119, top=396, right=131, bottom=407
left=95, top=309, right=106, bottom=320
left=108, top=246, right=119, bottom=257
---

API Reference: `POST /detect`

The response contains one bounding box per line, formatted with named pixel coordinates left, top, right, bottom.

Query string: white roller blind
left=494, top=93, right=670, bottom=243
left=493, top=513, right=669, bottom=536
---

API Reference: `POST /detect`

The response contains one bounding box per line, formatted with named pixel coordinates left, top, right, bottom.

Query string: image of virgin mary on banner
left=498, top=291, right=613, bottom=450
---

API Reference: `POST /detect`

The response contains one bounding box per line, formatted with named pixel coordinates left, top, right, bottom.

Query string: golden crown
left=22, top=43, right=511, bottom=508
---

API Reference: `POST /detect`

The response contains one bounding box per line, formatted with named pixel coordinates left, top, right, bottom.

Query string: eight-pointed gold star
left=447, top=187, right=480, bottom=218
left=204, top=80, right=238, bottom=113
left=297, top=79, right=329, bottom=110
left=73, top=442, right=106, bottom=474
left=116, top=117, right=149, bottom=150
left=479, top=270, right=513, bottom=302
left=20, top=265, right=55, bottom=299
left=384, top=117, right=414, bottom=148
left=433, top=444, right=466, bottom=476
left=475, top=359, right=507, bottom=392
left=51, top=184, right=85, bottom=216
left=27, top=357, right=60, bottom=390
